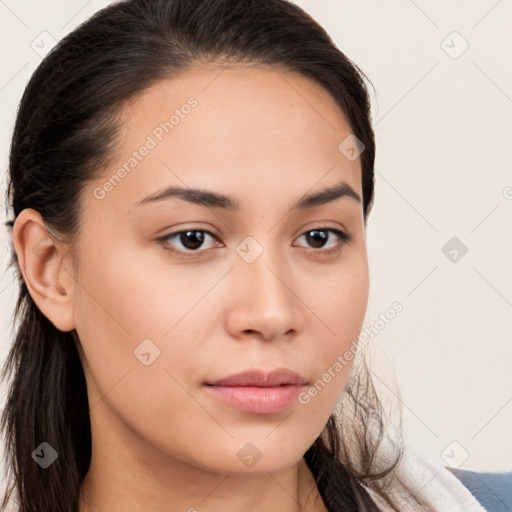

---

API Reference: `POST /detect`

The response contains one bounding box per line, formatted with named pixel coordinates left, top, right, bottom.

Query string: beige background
left=0, top=0, right=511, bottom=476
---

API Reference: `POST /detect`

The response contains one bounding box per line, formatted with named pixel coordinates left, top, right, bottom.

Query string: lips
left=204, top=368, right=309, bottom=414
left=206, top=367, right=309, bottom=387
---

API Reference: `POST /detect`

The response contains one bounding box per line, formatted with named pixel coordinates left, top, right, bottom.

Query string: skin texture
left=12, top=64, right=370, bottom=512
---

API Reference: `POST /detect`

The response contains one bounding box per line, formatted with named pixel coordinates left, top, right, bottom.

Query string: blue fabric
left=447, top=467, right=512, bottom=512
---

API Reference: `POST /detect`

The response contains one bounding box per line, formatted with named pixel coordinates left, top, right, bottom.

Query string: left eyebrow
left=133, top=180, right=361, bottom=210
left=294, top=181, right=361, bottom=210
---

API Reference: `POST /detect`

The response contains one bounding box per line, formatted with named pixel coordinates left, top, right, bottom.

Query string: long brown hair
left=1, top=1, right=429, bottom=510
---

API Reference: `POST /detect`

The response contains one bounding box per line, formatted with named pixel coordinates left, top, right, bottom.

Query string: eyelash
left=157, top=226, right=352, bottom=258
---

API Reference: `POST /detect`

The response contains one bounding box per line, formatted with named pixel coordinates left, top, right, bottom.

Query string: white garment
left=364, top=444, right=488, bottom=512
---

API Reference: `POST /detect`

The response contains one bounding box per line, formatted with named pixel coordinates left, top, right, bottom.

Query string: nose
left=225, top=245, right=305, bottom=342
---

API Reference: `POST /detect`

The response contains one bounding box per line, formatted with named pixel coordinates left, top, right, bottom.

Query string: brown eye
left=304, top=230, right=329, bottom=249
left=159, top=229, right=220, bottom=254
left=294, top=228, right=352, bottom=256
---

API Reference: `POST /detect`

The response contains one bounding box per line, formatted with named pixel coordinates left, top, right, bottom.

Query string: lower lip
left=204, top=384, right=307, bottom=414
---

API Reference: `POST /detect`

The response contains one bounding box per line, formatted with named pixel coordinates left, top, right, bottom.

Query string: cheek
left=302, top=259, right=369, bottom=406
left=71, top=238, right=224, bottom=419
left=72, top=255, right=212, bottom=461
left=314, top=255, right=369, bottom=347
left=70, top=245, right=164, bottom=406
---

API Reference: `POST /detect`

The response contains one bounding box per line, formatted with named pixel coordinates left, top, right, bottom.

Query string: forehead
left=87, top=64, right=363, bottom=214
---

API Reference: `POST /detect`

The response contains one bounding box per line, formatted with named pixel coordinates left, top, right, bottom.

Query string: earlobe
left=11, top=208, right=76, bottom=332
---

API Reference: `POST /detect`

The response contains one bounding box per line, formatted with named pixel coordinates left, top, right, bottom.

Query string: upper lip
left=206, top=368, right=308, bottom=387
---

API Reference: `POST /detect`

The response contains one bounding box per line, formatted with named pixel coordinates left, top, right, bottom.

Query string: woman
left=0, top=0, right=499, bottom=510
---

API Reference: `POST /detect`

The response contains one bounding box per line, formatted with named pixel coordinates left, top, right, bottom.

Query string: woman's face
left=69, top=64, right=370, bottom=475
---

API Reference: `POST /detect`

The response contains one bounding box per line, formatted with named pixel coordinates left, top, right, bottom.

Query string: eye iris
left=180, top=230, right=205, bottom=250
left=306, top=230, right=328, bottom=249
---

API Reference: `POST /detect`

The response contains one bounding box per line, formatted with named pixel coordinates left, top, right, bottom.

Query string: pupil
left=181, top=230, right=205, bottom=250
left=307, top=230, right=327, bottom=249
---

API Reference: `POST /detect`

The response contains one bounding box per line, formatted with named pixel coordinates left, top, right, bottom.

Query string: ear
left=11, top=208, right=77, bottom=332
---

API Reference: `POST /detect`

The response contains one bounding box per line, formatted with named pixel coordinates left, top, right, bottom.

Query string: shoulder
left=446, top=466, right=512, bottom=512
